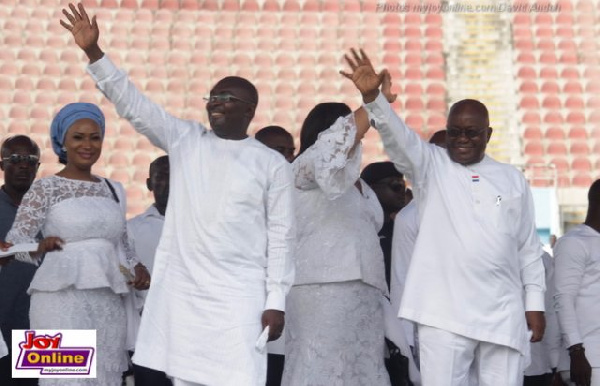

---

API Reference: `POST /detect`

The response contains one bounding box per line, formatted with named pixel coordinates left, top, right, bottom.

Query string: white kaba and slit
left=364, top=93, right=545, bottom=385
left=87, top=55, right=296, bottom=386
left=7, top=176, right=134, bottom=386
left=282, top=114, right=391, bottom=386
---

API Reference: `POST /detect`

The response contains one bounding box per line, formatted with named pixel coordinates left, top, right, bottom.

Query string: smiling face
left=63, top=118, right=103, bottom=170
left=446, top=100, right=492, bottom=166
left=206, top=77, right=257, bottom=140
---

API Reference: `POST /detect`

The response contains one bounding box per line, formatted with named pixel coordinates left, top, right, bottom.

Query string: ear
left=244, top=105, right=256, bottom=121
left=486, top=127, right=493, bottom=143
left=146, top=178, right=153, bottom=192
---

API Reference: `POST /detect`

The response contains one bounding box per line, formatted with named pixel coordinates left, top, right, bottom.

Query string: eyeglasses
left=203, top=93, right=255, bottom=105
left=446, top=127, right=488, bottom=139
left=2, top=154, right=39, bottom=166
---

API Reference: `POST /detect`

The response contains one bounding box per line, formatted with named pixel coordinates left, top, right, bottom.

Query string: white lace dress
left=6, top=176, right=133, bottom=385
left=282, top=115, right=390, bottom=386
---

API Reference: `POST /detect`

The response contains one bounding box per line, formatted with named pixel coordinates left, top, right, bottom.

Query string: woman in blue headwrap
left=2, top=103, right=150, bottom=385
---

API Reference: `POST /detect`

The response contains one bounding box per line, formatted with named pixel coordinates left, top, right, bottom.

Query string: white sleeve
left=553, top=236, right=587, bottom=347
left=87, top=55, right=207, bottom=152
left=264, top=161, right=296, bottom=311
left=541, top=253, right=562, bottom=368
left=363, top=92, right=435, bottom=187
left=518, top=180, right=546, bottom=311
left=6, top=180, right=50, bottom=265
left=292, top=114, right=362, bottom=199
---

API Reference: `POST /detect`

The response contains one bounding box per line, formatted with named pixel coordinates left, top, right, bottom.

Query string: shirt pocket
left=492, top=196, right=520, bottom=236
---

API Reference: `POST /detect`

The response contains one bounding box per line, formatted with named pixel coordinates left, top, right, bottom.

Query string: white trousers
left=560, top=369, right=600, bottom=386
left=418, top=324, right=524, bottom=386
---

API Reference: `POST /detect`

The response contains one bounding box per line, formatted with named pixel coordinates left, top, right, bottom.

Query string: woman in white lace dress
left=2, top=103, right=150, bottom=385
left=281, top=98, right=393, bottom=385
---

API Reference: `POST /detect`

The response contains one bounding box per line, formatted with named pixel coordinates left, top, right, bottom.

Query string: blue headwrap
left=50, top=103, right=105, bottom=163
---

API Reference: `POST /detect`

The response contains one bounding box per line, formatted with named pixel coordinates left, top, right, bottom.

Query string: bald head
left=448, top=99, right=490, bottom=126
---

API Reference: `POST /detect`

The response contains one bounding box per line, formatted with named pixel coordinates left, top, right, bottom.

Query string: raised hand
left=381, top=69, right=398, bottom=104
left=60, top=3, right=104, bottom=62
left=340, top=48, right=384, bottom=103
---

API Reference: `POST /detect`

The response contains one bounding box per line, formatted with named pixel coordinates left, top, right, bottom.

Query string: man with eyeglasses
left=61, top=4, right=295, bottom=386
left=343, top=49, right=545, bottom=386
left=0, top=135, right=40, bottom=386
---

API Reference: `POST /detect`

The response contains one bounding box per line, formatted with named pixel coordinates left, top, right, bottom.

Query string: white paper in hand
left=0, top=243, right=38, bottom=258
left=255, top=326, right=269, bottom=353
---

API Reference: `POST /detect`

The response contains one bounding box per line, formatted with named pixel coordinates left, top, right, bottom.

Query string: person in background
left=255, top=126, right=295, bottom=163
left=127, top=155, right=171, bottom=386
left=361, top=162, right=405, bottom=290
left=0, top=135, right=40, bottom=386
left=389, top=130, right=446, bottom=366
left=523, top=250, right=562, bottom=386
left=554, top=179, right=600, bottom=386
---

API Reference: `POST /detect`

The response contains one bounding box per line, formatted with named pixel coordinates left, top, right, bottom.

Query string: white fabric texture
left=553, top=224, right=600, bottom=368
left=6, top=176, right=134, bottom=294
left=127, top=205, right=164, bottom=276
left=0, top=333, right=7, bottom=359
left=390, top=200, right=419, bottom=349
left=525, top=251, right=562, bottom=376
left=282, top=281, right=390, bottom=386
left=365, top=92, right=545, bottom=356
left=291, top=114, right=387, bottom=294
left=381, top=296, right=421, bottom=385
left=419, top=325, right=524, bottom=386
left=88, top=55, right=295, bottom=385
left=282, top=114, right=389, bottom=385
left=31, top=287, right=128, bottom=386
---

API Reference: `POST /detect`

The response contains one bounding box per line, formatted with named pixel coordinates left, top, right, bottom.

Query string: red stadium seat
left=546, top=143, right=567, bottom=155
left=572, top=175, right=593, bottom=187
left=565, top=96, right=585, bottom=110
left=524, top=142, right=544, bottom=157
left=524, top=126, right=543, bottom=140
left=519, top=81, right=539, bottom=94
left=520, top=96, right=540, bottom=109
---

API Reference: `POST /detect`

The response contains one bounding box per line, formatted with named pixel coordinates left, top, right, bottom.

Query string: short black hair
left=255, top=126, right=293, bottom=142
left=588, top=179, right=600, bottom=207
left=149, top=155, right=169, bottom=175
left=299, top=103, right=352, bottom=155
left=1, top=135, right=40, bottom=158
left=214, top=76, right=258, bottom=105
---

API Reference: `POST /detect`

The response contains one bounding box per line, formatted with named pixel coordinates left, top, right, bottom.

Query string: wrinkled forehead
left=447, top=107, right=489, bottom=128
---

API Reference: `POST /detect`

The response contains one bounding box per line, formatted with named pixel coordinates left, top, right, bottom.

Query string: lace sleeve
left=6, top=179, right=50, bottom=264
left=292, top=113, right=362, bottom=199
left=121, top=230, right=140, bottom=269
